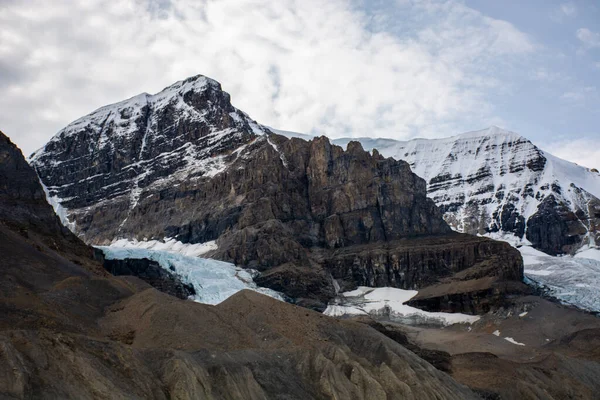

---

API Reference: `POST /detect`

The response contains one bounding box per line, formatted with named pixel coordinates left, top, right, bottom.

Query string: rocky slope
left=30, top=76, right=523, bottom=310
left=1, top=129, right=483, bottom=399
left=332, top=127, right=600, bottom=256
left=386, top=295, right=600, bottom=400
left=4, top=129, right=600, bottom=399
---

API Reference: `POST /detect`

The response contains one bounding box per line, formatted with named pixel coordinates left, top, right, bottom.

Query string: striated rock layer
left=31, top=75, right=523, bottom=310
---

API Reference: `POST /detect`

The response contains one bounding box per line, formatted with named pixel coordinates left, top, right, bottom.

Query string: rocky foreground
left=1, top=130, right=479, bottom=399
left=3, top=129, right=600, bottom=398
left=373, top=295, right=600, bottom=399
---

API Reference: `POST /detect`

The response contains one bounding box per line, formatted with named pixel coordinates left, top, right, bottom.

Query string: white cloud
left=550, top=3, right=577, bottom=22
left=546, top=138, right=600, bottom=170
left=577, top=28, right=600, bottom=48
left=561, top=3, right=577, bottom=17
left=0, top=0, right=535, bottom=155
left=561, top=86, right=597, bottom=102
left=531, top=67, right=562, bottom=82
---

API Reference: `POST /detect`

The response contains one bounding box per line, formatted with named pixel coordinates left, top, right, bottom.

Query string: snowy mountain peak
left=30, top=75, right=235, bottom=161
left=30, top=73, right=270, bottom=220
left=452, top=126, right=524, bottom=141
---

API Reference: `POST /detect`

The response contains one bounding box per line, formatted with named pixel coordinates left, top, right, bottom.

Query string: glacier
left=485, top=232, right=600, bottom=312
left=108, top=237, right=218, bottom=258
left=520, top=245, right=600, bottom=312
left=99, top=245, right=285, bottom=305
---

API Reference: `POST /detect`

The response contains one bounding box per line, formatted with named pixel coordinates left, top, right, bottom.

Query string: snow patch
left=324, top=286, right=480, bottom=326
left=504, top=337, right=526, bottom=346
left=493, top=330, right=501, bottom=336
left=266, top=135, right=288, bottom=167
left=109, top=238, right=217, bottom=257
left=575, top=247, right=600, bottom=262
left=39, top=181, right=76, bottom=232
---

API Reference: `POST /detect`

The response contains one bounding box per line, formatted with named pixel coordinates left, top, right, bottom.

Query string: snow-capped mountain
left=30, top=75, right=269, bottom=216
left=333, top=127, right=600, bottom=256
left=30, top=75, right=524, bottom=311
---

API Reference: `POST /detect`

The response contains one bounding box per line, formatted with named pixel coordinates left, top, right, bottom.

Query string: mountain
left=31, top=75, right=523, bottom=312
left=31, top=75, right=268, bottom=218
left=332, top=127, right=600, bottom=256
left=6, top=127, right=600, bottom=399
left=1, top=129, right=489, bottom=399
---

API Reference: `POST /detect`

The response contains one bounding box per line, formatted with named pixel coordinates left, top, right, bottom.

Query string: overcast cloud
left=1, top=0, right=598, bottom=169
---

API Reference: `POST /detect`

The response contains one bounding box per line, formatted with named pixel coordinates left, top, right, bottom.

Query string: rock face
left=1, top=129, right=485, bottom=399
left=332, top=127, right=600, bottom=256
left=31, top=75, right=523, bottom=310
left=0, top=131, right=99, bottom=267
left=1, top=132, right=71, bottom=239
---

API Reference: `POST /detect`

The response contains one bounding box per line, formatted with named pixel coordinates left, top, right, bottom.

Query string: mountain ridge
left=30, top=71, right=600, bottom=258
left=30, top=74, right=524, bottom=311
left=330, top=127, right=600, bottom=256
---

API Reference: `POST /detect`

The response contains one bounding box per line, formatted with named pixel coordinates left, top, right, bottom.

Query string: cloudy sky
left=1, top=0, right=599, bottom=168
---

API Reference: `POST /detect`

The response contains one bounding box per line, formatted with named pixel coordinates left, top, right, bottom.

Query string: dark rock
left=0, top=131, right=98, bottom=267
left=102, top=256, right=195, bottom=300
left=407, top=281, right=532, bottom=314
left=526, top=195, right=586, bottom=255
left=490, top=202, right=526, bottom=238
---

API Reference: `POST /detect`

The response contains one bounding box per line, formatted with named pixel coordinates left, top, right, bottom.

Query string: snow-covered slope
left=29, top=75, right=274, bottom=241
left=31, top=75, right=268, bottom=161
left=333, top=127, right=600, bottom=256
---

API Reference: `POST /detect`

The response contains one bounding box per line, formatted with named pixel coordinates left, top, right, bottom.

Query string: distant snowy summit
left=330, top=127, right=600, bottom=256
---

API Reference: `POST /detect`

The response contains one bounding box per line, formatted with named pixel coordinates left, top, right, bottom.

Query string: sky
left=1, top=0, right=599, bottom=168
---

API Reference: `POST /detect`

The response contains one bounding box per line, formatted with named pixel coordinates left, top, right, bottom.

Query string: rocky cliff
left=0, top=130, right=487, bottom=399
left=331, top=128, right=600, bottom=256
left=31, top=75, right=523, bottom=310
